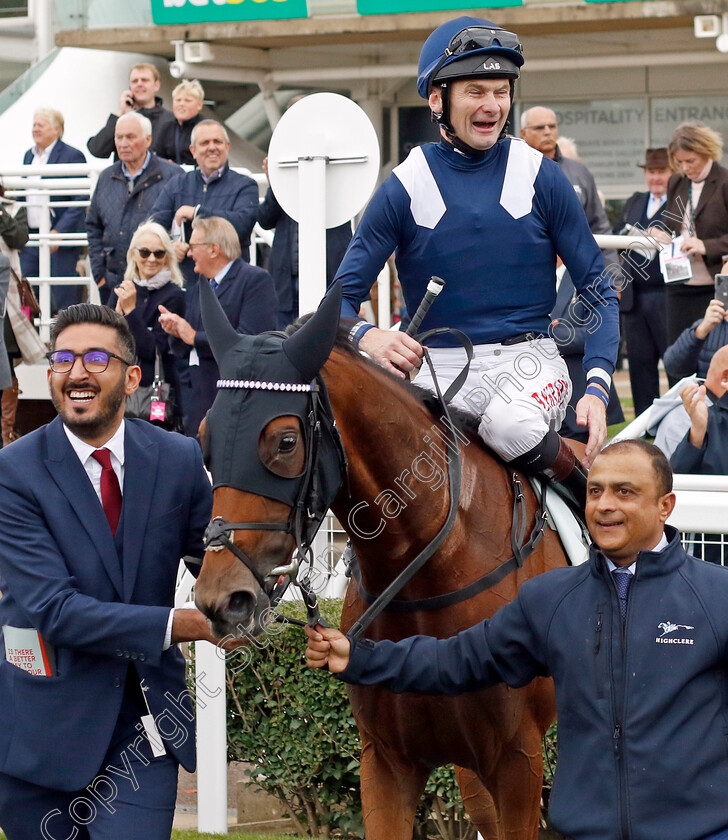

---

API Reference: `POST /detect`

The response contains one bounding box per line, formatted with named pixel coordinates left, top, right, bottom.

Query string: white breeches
left=412, top=338, right=572, bottom=462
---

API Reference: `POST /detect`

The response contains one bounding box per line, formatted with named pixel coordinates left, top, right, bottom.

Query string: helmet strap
left=431, top=80, right=516, bottom=160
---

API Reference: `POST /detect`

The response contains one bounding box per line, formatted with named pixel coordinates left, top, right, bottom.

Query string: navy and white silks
left=335, top=137, right=619, bottom=460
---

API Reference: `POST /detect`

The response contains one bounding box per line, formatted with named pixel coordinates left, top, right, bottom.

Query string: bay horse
left=194, top=281, right=574, bottom=840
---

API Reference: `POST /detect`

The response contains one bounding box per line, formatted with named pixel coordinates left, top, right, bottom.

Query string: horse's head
left=194, top=280, right=346, bottom=638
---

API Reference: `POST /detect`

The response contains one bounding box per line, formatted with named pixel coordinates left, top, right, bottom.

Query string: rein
left=346, top=327, right=472, bottom=642
left=346, top=475, right=548, bottom=614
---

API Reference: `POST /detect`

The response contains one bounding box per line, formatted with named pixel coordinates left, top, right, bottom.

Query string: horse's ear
left=283, top=282, right=342, bottom=380
left=199, top=275, right=240, bottom=363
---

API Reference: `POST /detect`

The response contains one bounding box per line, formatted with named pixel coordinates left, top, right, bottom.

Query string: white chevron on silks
left=393, top=145, right=447, bottom=229
left=500, top=139, right=543, bottom=220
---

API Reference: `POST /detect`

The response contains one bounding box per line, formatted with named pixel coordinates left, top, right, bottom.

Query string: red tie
left=91, top=448, right=122, bottom=535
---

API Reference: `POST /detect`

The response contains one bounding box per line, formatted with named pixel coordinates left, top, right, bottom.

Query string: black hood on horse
left=199, top=278, right=346, bottom=518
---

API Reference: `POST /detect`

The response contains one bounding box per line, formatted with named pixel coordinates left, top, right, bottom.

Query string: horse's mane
left=286, top=318, right=481, bottom=445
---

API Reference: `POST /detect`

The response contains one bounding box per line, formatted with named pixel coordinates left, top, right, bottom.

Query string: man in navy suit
left=159, top=215, right=277, bottom=436
left=0, top=304, right=222, bottom=839
left=21, top=108, right=87, bottom=312
left=614, top=148, right=673, bottom=416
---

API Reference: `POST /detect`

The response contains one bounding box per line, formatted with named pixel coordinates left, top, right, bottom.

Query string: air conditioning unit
left=694, top=15, right=721, bottom=38
left=183, top=42, right=215, bottom=64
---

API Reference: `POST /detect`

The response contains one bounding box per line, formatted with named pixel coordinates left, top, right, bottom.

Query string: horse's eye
left=279, top=434, right=297, bottom=453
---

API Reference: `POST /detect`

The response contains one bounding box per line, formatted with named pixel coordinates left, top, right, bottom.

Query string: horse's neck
left=325, top=349, right=448, bottom=522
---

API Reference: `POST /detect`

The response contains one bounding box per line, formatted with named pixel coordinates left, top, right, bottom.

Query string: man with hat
left=614, top=148, right=673, bottom=416
left=335, top=17, right=620, bottom=502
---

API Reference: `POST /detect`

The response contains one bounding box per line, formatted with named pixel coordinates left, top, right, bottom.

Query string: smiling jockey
left=335, top=16, right=619, bottom=504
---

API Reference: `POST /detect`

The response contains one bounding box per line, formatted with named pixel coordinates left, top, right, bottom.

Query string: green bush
left=225, top=599, right=362, bottom=838
left=222, top=598, right=556, bottom=839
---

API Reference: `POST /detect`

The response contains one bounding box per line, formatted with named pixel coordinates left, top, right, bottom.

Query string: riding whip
left=406, top=276, right=445, bottom=336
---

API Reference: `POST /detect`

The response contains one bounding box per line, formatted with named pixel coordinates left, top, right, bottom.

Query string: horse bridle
left=203, top=380, right=347, bottom=623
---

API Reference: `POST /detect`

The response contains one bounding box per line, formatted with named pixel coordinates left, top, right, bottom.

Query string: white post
left=297, top=156, right=327, bottom=316
left=195, top=641, right=228, bottom=834
left=38, top=193, right=52, bottom=344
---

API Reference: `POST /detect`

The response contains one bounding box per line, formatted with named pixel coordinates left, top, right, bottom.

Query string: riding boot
left=1, top=377, right=21, bottom=448
left=513, top=430, right=587, bottom=512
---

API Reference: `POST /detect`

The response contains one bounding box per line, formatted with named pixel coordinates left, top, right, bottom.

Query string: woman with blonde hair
left=659, top=120, right=728, bottom=346
left=115, top=220, right=185, bottom=424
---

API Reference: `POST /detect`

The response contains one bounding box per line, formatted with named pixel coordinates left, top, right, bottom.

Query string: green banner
left=151, top=0, right=308, bottom=24
left=357, top=0, right=520, bottom=14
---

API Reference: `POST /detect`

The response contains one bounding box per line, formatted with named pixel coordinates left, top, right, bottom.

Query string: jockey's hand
left=304, top=624, right=351, bottom=673
left=358, top=327, right=424, bottom=378
left=575, top=391, right=608, bottom=469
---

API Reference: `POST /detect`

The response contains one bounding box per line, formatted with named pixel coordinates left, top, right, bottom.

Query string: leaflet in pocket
left=2, top=625, right=55, bottom=676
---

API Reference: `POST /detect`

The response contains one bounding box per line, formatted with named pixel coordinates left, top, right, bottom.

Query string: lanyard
left=686, top=184, right=696, bottom=237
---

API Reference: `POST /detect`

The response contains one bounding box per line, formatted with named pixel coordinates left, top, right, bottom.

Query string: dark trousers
left=624, top=286, right=668, bottom=417
left=0, top=702, right=179, bottom=840
left=666, top=284, right=714, bottom=345
left=665, top=284, right=714, bottom=386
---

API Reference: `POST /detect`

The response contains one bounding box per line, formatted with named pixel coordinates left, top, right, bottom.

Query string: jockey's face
left=429, top=78, right=511, bottom=151
left=585, top=449, right=675, bottom=568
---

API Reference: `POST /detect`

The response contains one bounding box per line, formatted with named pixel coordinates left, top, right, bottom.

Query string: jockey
left=335, top=16, right=619, bottom=503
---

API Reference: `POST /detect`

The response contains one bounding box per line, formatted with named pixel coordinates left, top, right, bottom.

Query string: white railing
left=3, top=162, right=272, bottom=391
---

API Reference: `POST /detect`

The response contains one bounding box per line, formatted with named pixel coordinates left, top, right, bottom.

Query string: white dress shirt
left=27, top=140, right=58, bottom=228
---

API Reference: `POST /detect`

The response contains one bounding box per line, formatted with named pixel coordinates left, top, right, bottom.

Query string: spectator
left=664, top=297, right=728, bottom=382
left=86, top=112, right=183, bottom=305
left=151, top=120, right=259, bottom=285
left=258, top=156, right=352, bottom=329
left=520, top=106, right=618, bottom=272
left=614, top=148, right=673, bottom=416
left=670, top=346, right=728, bottom=563
left=114, top=221, right=185, bottom=428
left=671, top=345, right=728, bottom=474
left=156, top=80, right=205, bottom=166
left=0, top=181, right=46, bottom=447
left=20, top=108, right=86, bottom=312
left=551, top=269, right=623, bottom=440
left=158, top=216, right=276, bottom=436
left=657, top=121, right=728, bottom=346
left=306, top=439, right=728, bottom=840
left=0, top=304, right=224, bottom=840
left=556, top=136, right=580, bottom=160
left=87, top=63, right=174, bottom=160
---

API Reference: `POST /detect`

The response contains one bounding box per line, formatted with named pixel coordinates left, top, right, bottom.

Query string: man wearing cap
left=335, top=17, right=619, bottom=503
left=614, top=148, right=673, bottom=416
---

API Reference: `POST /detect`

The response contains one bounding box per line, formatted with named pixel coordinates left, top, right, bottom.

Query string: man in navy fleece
left=337, top=17, right=619, bottom=502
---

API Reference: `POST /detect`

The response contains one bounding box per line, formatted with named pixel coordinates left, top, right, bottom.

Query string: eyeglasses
left=187, top=241, right=212, bottom=252
left=525, top=123, right=557, bottom=131
left=445, top=26, right=523, bottom=59
left=47, top=349, right=132, bottom=374
left=136, top=248, right=167, bottom=260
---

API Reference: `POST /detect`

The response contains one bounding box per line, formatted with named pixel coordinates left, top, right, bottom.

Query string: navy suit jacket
left=171, top=259, right=277, bottom=433
left=0, top=417, right=212, bottom=790
left=23, top=140, right=87, bottom=234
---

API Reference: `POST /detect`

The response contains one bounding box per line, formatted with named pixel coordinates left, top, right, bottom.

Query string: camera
left=169, top=60, right=187, bottom=80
